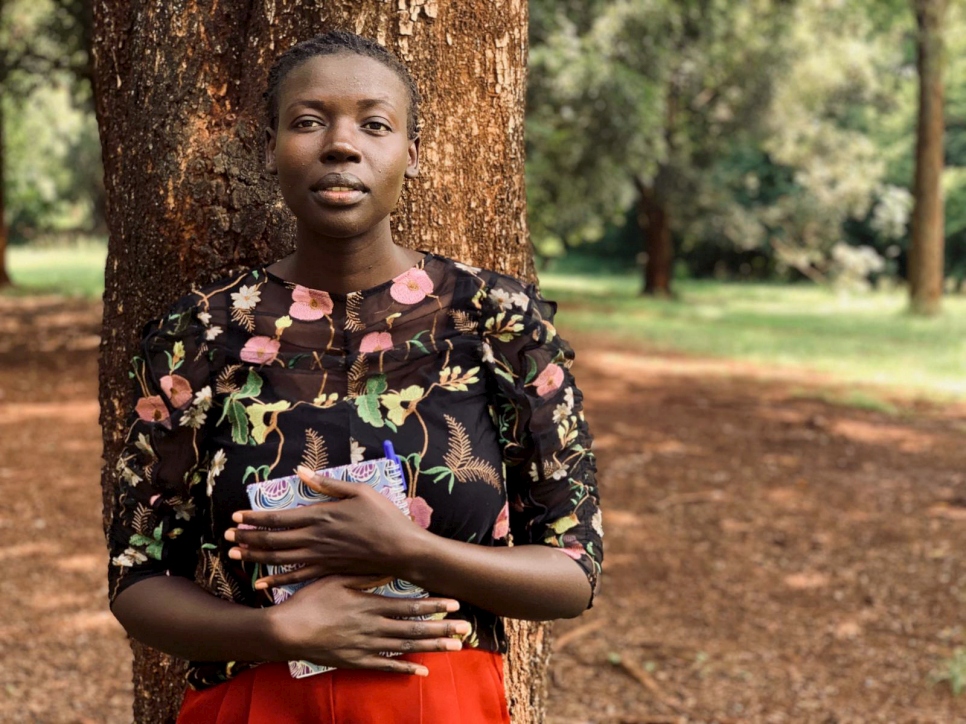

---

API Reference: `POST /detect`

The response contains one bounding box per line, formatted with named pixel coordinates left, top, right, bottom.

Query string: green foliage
left=931, top=648, right=966, bottom=697
left=2, top=0, right=100, bottom=242
left=526, top=0, right=966, bottom=287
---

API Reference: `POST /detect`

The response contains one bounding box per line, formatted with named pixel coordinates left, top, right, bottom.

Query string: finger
left=226, top=526, right=306, bottom=551
left=376, top=637, right=463, bottom=654
left=368, top=596, right=461, bottom=617
left=232, top=506, right=331, bottom=528
left=350, top=655, right=429, bottom=677
left=379, top=618, right=472, bottom=640
left=297, top=466, right=359, bottom=499
left=254, top=565, right=326, bottom=590
left=228, top=546, right=312, bottom=565
left=345, top=575, right=394, bottom=590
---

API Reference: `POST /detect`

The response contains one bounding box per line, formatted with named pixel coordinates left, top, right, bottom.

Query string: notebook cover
left=245, top=455, right=428, bottom=678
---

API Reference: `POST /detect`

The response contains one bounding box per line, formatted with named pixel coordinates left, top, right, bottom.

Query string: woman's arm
left=227, top=470, right=591, bottom=621
left=111, top=574, right=470, bottom=675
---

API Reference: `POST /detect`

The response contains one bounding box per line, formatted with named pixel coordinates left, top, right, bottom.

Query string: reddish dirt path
left=2, top=298, right=965, bottom=723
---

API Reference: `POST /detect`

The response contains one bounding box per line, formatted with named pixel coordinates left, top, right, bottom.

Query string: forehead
left=277, top=53, right=409, bottom=112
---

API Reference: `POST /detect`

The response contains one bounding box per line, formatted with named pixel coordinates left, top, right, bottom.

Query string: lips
left=311, top=172, right=368, bottom=207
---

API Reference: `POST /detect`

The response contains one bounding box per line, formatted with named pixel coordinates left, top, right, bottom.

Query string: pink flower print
left=408, top=496, right=434, bottom=529
left=390, top=268, right=434, bottom=305
left=240, top=336, right=280, bottom=365
left=159, top=374, right=192, bottom=408
left=359, top=331, right=393, bottom=353
left=493, top=502, right=510, bottom=540
left=135, top=395, right=171, bottom=426
left=533, top=363, right=564, bottom=398
left=289, top=285, right=334, bottom=321
left=559, top=545, right=585, bottom=561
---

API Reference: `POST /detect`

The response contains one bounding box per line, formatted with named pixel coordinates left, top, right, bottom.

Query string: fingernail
left=231, top=512, right=244, bottom=524
left=254, top=580, right=268, bottom=590
left=444, top=639, right=462, bottom=651
left=455, top=623, right=471, bottom=635
left=224, top=529, right=236, bottom=542
left=444, top=601, right=460, bottom=612
left=297, top=465, right=312, bottom=477
left=415, top=667, right=429, bottom=677
left=228, top=548, right=242, bottom=560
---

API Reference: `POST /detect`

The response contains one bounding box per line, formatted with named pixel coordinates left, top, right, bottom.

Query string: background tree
left=92, top=2, right=546, bottom=722
left=908, top=0, right=948, bottom=315
left=0, top=0, right=97, bottom=287
left=527, top=0, right=795, bottom=295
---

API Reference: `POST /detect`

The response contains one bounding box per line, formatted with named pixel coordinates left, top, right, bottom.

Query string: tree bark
left=635, top=179, right=673, bottom=297
left=92, top=1, right=547, bottom=722
left=908, top=0, right=947, bottom=316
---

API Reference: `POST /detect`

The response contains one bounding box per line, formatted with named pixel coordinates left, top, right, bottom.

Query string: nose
left=322, top=121, right=361, bottom=164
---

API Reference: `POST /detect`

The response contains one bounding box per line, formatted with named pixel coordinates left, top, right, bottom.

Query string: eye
left=293, top=117, right=324, bottom=130
left=362, top=120, right=392, bottom=133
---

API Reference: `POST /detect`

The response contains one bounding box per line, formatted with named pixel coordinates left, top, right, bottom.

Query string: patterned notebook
left=245, top=444, right=428, bottom=678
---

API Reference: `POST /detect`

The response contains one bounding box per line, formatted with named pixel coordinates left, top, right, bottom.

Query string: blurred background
left=2, top=0, right=966, bottom=722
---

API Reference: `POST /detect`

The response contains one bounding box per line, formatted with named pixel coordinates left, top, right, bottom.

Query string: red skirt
left=177, top=651, right=511, bottom=724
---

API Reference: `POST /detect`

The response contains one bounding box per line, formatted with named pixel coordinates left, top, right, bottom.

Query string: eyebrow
left=285, top=97, right=399, bottom=114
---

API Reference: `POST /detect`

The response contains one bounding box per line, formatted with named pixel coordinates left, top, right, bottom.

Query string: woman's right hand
left=266, top=575, right=470, bottom=676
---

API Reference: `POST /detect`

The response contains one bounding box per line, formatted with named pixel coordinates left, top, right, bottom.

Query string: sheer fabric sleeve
left=478, top=276, right=603, bottom=605
left=107, top=294, right=215, bottom=605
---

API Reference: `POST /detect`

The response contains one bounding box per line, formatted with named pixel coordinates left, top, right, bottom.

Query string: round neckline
left=262, top=251, right=435, bottom=299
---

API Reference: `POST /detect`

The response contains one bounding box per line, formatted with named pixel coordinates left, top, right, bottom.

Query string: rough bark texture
left=92, top=1, right=547, bottom=722
left=636, top=180, right=673, bottom=297
left=908, top=0, right=947, bottom=316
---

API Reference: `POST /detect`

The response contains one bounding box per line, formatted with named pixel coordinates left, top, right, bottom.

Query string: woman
left=108, top=31, right=602, bottom=723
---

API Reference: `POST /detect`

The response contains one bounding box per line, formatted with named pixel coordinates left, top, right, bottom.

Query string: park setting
left=1, top=0, right=965, bottom=722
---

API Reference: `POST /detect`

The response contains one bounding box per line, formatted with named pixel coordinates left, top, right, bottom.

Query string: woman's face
left=266, top=53, right=419, bottom=243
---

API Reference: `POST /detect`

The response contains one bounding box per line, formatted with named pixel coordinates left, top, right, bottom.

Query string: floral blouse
left=107, top=252, right=602, bottom=689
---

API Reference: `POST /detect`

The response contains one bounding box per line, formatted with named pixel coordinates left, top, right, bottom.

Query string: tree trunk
left=635, top=179, right=673, bottom=297
left=0, top=98, right=11, bottom=288
left=92, top=2, right=547, bottom=722
left=908, top=0, right=947, bottom=316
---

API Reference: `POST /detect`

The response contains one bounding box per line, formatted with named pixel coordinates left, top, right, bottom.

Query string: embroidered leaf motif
left=441, top=414, right=501, bottom=490
left=448, top=309, right=478, bottom=333
left=231, top=306, right=255, bottom=333
left=246, top=401, right=289, bottom=444
left=216, top=364, right=242, bottom=394
left=243, top=464, right=272, bottom=484
left=406, top=330, right=429, bottom=355
left=132, top=504, right=152, bottom=535
left=355, top=393, right=385, bottom=429
left=355, top=375, right=389, bottom=428
left=345, top=291, right=365, bottom=332
left=300, top=429, right=329, bottom=471
left=347, top=355, right=369, bottom=398
left=226, top=400, right=249, bottom=444
left=202, top=548, right=242, bottom=601
left=237, top=369, right=263, bottom=399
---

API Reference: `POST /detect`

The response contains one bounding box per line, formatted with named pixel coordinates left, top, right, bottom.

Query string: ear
left=405, top=136, right=420, bottom=179
left=264, top=127, right=278, bottom=174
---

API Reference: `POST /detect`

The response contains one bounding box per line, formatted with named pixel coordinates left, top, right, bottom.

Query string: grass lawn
left=539, top=272, right=966, bottom=400
left=5, top=240, right=107, bottom=298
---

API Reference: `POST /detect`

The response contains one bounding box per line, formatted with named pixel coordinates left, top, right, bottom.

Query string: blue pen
left=382, top=440, right=402, bottom=471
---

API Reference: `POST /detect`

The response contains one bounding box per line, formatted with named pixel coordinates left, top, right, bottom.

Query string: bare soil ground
left=2, top=297, right=965, bottom=723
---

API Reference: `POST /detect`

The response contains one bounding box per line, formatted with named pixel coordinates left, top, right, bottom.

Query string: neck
left=270, top=221, right=423, bottom=294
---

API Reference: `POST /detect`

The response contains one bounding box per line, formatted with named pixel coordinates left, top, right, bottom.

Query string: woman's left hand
left=225, top=466, right=424, bottom=591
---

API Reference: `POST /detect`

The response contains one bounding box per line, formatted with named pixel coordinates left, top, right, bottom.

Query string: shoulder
left=433, top=254, right=548, bottom=315
left=143, top=268, right=261, bottom=343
